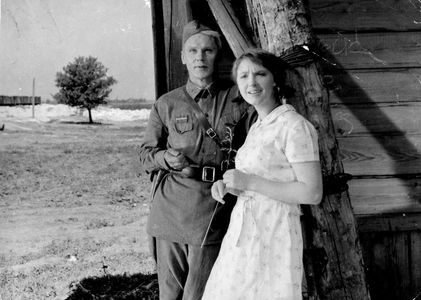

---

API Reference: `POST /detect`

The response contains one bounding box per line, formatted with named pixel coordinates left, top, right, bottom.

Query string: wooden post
left=207, top=0, right=371, bottom=299
left=207, top=0, right=254, bottom=57
left=150, top=0, right=168, bottom=98
left=32, top=78, right=35, bottom=118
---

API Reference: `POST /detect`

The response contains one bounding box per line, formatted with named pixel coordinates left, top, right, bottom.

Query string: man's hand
left=164, top=148, right=189, bottom=170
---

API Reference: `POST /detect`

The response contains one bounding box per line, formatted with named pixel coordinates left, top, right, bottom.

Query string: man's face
left=181, top=33, right=218, bottom=87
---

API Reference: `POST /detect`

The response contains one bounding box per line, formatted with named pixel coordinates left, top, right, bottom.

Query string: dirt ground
left=0, top=117, right=156, bottom=299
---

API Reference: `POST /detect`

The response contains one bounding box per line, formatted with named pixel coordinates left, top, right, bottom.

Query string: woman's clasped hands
left=211, top=169, right=253, bottom=204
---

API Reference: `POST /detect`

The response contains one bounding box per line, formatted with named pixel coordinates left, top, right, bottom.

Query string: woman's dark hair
left=232, top=48, right=290, bottom=98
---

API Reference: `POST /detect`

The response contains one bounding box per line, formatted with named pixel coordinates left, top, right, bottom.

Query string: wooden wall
left=150, top=0, right=421, bottom=299
left=309, top=1, right=421, bottom=299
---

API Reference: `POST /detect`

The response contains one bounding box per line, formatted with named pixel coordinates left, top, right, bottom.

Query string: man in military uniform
left=139, top=20, right=254, bottom=300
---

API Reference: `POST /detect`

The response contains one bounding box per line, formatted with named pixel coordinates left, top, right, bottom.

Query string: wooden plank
left=359, top=232, right=412, bottom=300
left=151, top=0, right=168, bottom=98
left=411, top=232, right=421, bottom=298
left=359, top=233, right=389, bottom=299
left=331, top=103, right=421, bottom=136
left=309, top=0, right=421, bottom=32
left=389, top=233, right=411, bottom=300
left=326, top=68, right=421, bottom=104
left=338, top=135, right=421, bottom=175
left=350, top=178, right=421, bottom=215
left=162, top=0, right=190, bottom=91
left=317, top=32, right=421, bottom=69
left=357, top=213, right=421, bottom=231
left=355, top=211, right=421, bottom=228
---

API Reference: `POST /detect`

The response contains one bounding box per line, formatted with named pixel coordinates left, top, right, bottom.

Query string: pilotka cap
left=182, top=20, right=221, bottom=47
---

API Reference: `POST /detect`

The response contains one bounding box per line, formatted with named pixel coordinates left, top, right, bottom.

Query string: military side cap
left=182, top=20, right=221, bottom=47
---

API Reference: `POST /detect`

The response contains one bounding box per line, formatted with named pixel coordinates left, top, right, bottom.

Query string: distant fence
left=0, top=95, right=41, bottom=106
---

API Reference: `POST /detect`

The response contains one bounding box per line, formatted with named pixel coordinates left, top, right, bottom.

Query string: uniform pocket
left=174, top=115, right=193, bottom=133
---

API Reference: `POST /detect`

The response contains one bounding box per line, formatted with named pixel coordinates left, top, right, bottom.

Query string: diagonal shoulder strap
left=182, top=88, right=223, bottom=148
left=194, top=108, right=223, bottom=147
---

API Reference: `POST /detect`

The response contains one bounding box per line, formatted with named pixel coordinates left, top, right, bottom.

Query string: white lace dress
left=202, top=104, right=319, bottom=300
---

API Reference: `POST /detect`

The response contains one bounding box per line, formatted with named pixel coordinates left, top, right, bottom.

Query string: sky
left=0, top=0, right=155, bottom=101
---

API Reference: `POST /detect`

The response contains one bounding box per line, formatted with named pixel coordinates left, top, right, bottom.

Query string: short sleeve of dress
left=284, top=117, right=319, bottom=163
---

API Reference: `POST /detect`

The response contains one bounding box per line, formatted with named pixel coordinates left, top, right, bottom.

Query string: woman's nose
left=248, top=75, right=256, bottom=85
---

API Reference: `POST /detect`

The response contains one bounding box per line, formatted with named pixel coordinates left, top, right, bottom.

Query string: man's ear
left=181, top=50, right=186, bottom=65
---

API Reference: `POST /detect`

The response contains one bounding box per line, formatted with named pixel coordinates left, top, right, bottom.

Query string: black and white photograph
left=1, top=1, right=421, bottom=299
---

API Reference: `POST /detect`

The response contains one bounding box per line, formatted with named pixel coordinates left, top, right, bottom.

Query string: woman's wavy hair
left=231, top=48, right=291, bottom=99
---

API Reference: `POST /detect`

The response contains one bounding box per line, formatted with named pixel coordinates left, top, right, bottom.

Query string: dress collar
left=255, top=104, right=296, bottom=126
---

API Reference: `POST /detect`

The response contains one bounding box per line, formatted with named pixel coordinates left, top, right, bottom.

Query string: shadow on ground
left=66, top=273, right=158, bottom=300
left=58, top=121, right=108, bottom=125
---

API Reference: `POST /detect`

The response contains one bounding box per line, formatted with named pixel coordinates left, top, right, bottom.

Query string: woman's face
left=235, top=58, right=276, bottom=109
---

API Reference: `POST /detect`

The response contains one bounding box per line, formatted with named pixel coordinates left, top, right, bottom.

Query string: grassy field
left=0, top=118, right=157, bottom=299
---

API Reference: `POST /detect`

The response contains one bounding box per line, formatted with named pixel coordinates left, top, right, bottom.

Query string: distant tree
left=55, top=56, right=117, bottom=123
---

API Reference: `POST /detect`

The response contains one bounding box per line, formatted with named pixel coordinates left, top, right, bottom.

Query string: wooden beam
left=359, top=231, right=413, bottom=299
left=162, top=0, right=191, bottom=91
left=309, top=0, right=421, bottom=32
left=350, top=178, right=421, bottom=215
left=339, top=135, right=421, bottom=176
left=206, top=0, right=254, bottom=57
left=317, top=32, right=421, bottom=69
left=326, top=68, right=421, bottom=105
left=150, top=0, right=168, bottom=98
left=357, top=213, right=421, bottom=232
left=332, top=103, right=421, bottom=136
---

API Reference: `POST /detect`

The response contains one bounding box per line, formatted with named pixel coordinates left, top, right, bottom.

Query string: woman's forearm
left=224, top=161, right=323, bottom=205
left=246, top=174, right=322, bottom=205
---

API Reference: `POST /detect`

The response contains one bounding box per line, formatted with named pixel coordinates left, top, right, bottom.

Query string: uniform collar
left=186, top=80, right=218, bottom=100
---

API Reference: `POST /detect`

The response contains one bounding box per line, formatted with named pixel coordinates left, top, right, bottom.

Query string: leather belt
left=189, top=165, right=223, bottom=182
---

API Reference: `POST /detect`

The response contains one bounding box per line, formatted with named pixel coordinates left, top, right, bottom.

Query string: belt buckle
left=202, top=166, right=216, bottom=182
left=206, top=128, right=217, bottom=139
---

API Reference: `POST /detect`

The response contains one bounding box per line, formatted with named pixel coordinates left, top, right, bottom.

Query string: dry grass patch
left=0, top=120, right=156, bottom=299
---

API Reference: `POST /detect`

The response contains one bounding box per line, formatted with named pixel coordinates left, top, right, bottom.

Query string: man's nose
left=195, top=51, right=205, bottom=60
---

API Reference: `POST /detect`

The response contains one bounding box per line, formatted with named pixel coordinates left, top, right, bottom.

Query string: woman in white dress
left=201, top=49, right=323, bottom=300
